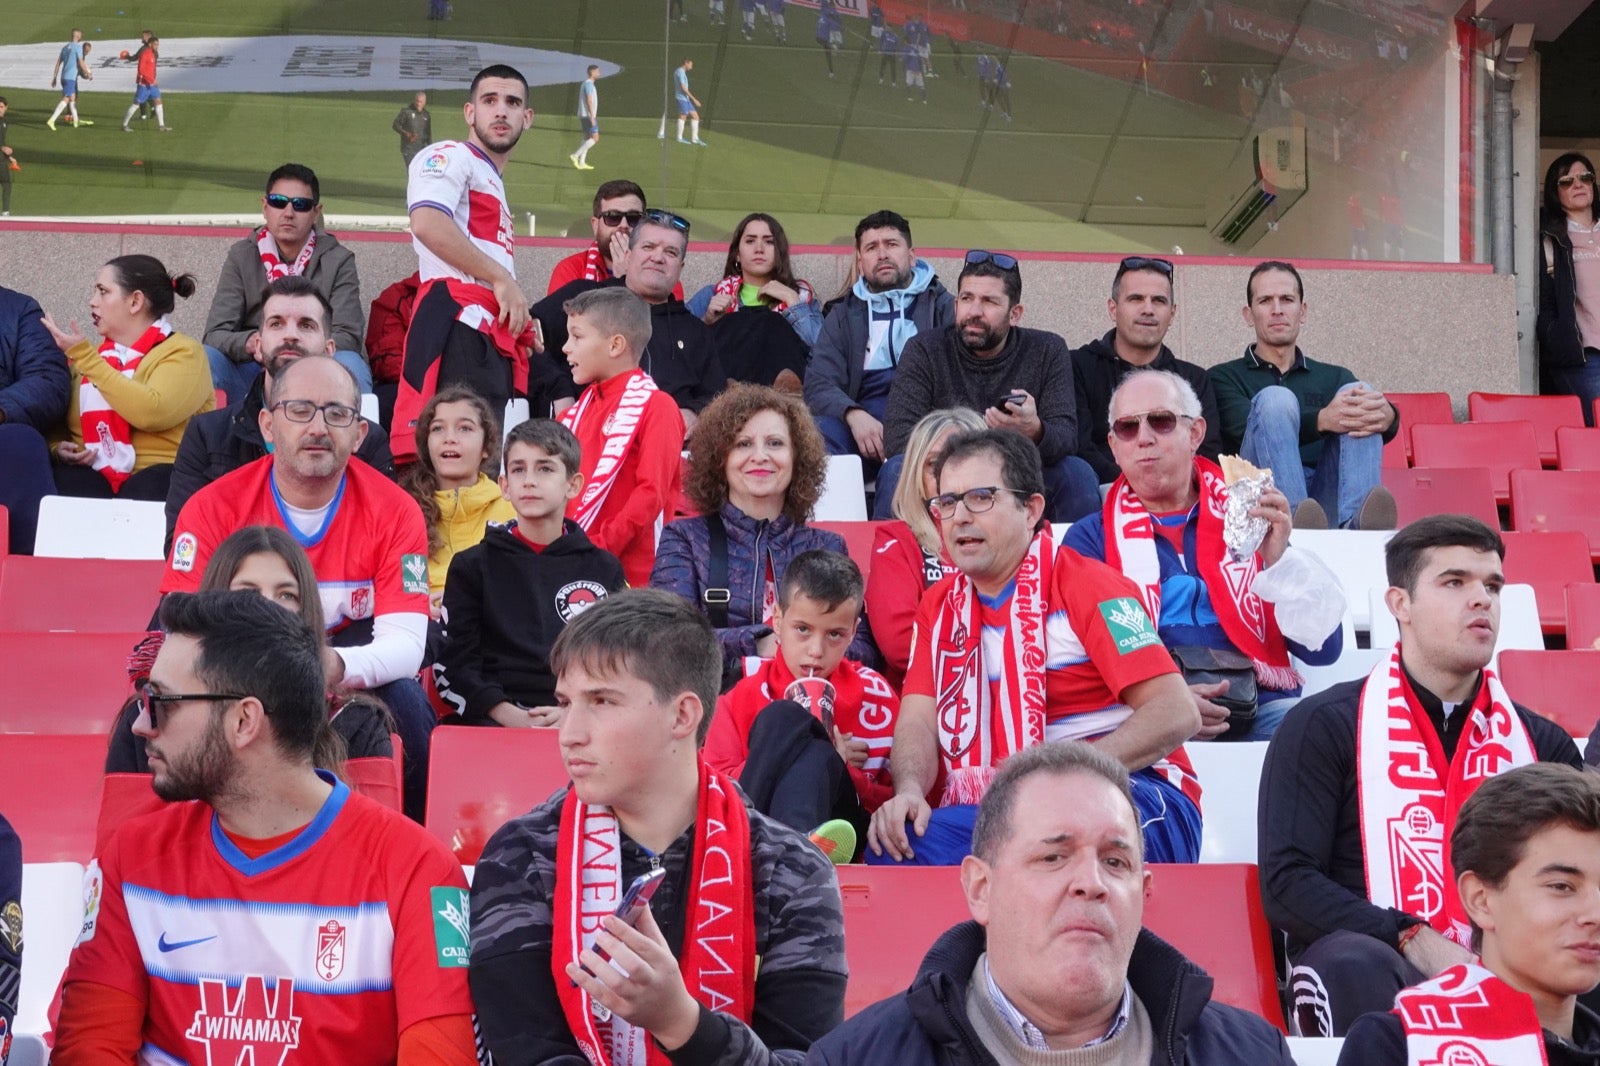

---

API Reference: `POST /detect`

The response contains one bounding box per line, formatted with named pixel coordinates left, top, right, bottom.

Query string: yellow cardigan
left=429, top=473, right=517, bottom=595
left=59, top=332, right=215, bottom=471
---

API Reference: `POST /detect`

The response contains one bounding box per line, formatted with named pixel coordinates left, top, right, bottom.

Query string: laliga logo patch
left=173, top=532, right=199, bottom=573
left=421, top=151, right=449, bottom=174
left=554, top=580, right=609, bottom=622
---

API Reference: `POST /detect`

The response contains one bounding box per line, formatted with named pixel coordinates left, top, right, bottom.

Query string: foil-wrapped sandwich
left=1220, top=454, right=1272, bottom=560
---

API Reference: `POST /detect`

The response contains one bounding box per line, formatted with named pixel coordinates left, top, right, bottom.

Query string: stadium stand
left=0, top=734, right=107, bottom=862
left=810, top=520, right=887, bottom=583
left=1290, top=529, right=1392, bottom=632
left=1509, top=469, right=1600, bottom=561
left=17, top=861, right=84, bottom=1057
left=1468, top=391, right=1586, bottom=467
left=1556, top=426, right=1600, bottom=470
left=1380, top=466, right=1499, bottom=528
left=815, top=454, right=870, bottom=522
left=1381, top=391, right=1454, bottom=466
left=1411, top=420, right=1541, bottom=503
left=0, top=556, right=162, bottom=632
left=0, top=631, right=143, bottom=733
left=1187, top=741, right=1268, bottom=864
left=1502, top=529, right=1596, bottom=633
left=1495, top=649, right=1600, bottom=738
left=424, top=726, right=568, bottom=864
left=1569, top=582, right=1600, bottom=649
left=33, top=496, right=167, bottom=560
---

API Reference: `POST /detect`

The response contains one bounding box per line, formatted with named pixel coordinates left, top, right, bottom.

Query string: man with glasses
left=54, top=590, right=486, bottom=1065
left=202, top=162, right=369, bottom=404
left=1209, top=259, right=1399, bottom=529
left=866, top=427, right=1202, bottom=867
left=1071, top=256, right=1222, bottom=485
left=806, top=209, right=955, bottom=470
left=545, top=179, right=683, bottom=299
left=167, top=277, right=393, bottom=551
left=1064, top=369, right=1345, bottom=742
left=164, top=355, right=437, bottom=820
left=879, top=249, right=1099, bottom=522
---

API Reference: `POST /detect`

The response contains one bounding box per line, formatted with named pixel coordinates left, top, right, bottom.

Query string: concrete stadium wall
left=0, top=223, right=1517, bottom=407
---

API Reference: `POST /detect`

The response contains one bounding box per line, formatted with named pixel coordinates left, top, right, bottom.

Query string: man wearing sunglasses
left=165, top=355, right=438, bottom=820
left=879, top=249, right=1100, bottom=523
left=1209, top=260, right=1399, bottom=530
left=867, top=428, right=1202, bottom=868
left=545, top=179, right=684, bottom=299
left=1071, top=255, right=1222, bottom=485
left=54, top=590, right=485, bottom=1065
left=202, top=163, right=369, bottom=406
left=1064, top=369, right=1345, bottom=743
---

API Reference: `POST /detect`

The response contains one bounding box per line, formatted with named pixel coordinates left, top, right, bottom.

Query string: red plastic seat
left=0, top=630, right=145, bottom=733
left=1469, top=392, right=1586, bottom=466
left=1380, top=467, right=1499, bottom=529
left=1509, top=469, right=1600, bottom=561
left=95, top=773, right=167, bottom=856
left=1411, top=422, right=1540, bottom=504
left=1556, top=427, right=1600, bottom=471
left=0, top=556, right=163, bottom=632
left=835, top=862, right=1286, bottom=1029
left=1501, top=530, right=1594, bottom=635
left=425, top=726, right=568, bottom=865
left=1495, top=649, right=1600, bottom=738
left=811, top=520, right=889, bottom=583
left=1569, top=583, right=1600, bottom=651
left=1385, top=391, right=1454, bottom=466
left=0, top=734, right=108, bottom=862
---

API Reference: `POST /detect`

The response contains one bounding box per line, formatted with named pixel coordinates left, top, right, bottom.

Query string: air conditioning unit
left=1209, top=127, right=1308, bottom=247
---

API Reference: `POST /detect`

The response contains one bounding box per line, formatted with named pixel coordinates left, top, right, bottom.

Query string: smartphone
left=1003, top=391, right=1026, bottom=409
left=590, top=868, right=668, bottom=968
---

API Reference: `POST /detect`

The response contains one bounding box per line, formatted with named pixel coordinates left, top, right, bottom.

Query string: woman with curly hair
left=651, top=382, right=877, bottom=682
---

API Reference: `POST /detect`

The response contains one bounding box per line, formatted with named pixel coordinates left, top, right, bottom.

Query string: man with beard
left=395, top=64, right=535, bottom=464
left=877, top=250, right=1099, bottom=521
left=165, top=276, right=393, bottom=552
left=53, top=590, right=486, bottom=1065
left=164, top=356, right=435, bottom=821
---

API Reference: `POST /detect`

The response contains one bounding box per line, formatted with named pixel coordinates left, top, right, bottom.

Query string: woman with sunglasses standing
left=40, top=253, right=213, bottom=503
left=1538, top=153, right=1600, bottom=425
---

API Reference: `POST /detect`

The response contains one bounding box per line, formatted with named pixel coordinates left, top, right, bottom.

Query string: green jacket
left=1208, top=345, right=1399, bottom=467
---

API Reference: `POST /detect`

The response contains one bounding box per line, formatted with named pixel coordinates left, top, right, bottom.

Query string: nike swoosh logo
left=157, top=932, right=218, bottom=953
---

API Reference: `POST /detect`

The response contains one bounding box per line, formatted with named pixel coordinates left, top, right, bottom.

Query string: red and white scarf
left=930, top=531, right=1053, bottom=806
left=256, top=225, right=315, bottom=281
left=1356, top=648, right=1537, bottom=946
left=581, top=243, right=614, bottom=283
left=553, top=762, right=755, bottom=1066
left=1393, top=962, right=1550, bottom=1066
left=560, top=369, right=660, bottom=531
left=1102, top=457, right=1300, bottom=691
left=79, top=319, right=173, bottom=489
left=710, top=274, right=812, bottom=314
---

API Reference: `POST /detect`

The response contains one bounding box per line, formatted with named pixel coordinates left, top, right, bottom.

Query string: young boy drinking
left=705, top=549, right=900, bottom=852
left=557, top=286, right=684, bottom=586
left=435, top=419, right=626, bottom=727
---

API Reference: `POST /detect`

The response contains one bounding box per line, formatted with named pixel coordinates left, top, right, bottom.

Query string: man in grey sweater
left=876, top=250, right=1099, bottom=520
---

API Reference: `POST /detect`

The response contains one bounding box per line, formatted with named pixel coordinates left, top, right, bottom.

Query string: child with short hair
left=705, top=549, right=899, bottom=846
left=557, top=286, right=684, bottom=586
left=435, top=418, right=626, bottom=727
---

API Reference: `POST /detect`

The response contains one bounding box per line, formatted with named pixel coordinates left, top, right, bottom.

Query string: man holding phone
left=468, top=589, right=848, bottom=1065
left=878, top=250, right=1100, bottom=521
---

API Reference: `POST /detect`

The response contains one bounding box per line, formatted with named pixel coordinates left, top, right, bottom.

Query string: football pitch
left=1, top=1, right=1252, bottom=250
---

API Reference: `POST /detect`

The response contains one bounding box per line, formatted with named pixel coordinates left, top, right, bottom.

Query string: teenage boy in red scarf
left=1259, top=514, right=1583, bottom=1038
left=468, top=589, right=847, bottom=1065
left=557, top=287, right=683, bottom=586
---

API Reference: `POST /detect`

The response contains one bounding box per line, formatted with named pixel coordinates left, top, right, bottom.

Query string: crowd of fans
left=1, top=60, right=1598, bottom=1065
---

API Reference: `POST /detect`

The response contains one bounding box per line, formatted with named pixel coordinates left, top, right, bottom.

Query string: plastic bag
left=1251, top=545, right=1346, bottom=651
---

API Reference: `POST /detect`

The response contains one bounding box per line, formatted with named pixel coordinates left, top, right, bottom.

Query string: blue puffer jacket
left=0, top=284, right=71, bottom=430
left=650, top=502, right=880, bottom=673
left=807, top=921, right=1293, bottom=1065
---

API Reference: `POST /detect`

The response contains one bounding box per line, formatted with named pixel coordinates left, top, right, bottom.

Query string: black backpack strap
left=703, top=512, right=731, bottom=628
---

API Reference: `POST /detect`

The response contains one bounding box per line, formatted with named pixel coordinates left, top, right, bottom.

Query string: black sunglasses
left=265, top=193, right=318, bottom=212
left=1117, top=255, right=1174, bottom=277
left=597, top=209, right=645, bottom=226
left=964, top=249, right=1019, bottom=271
left=1557, top=172, right=1596, bottom=189
left=643, top=209, right=691, bottom=233
left=137, top=683, right=246, bottom=729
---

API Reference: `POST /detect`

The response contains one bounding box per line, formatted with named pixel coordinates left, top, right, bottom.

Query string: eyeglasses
left=265, top=193, right=318, bottom=212
left=137, top=684, right=245, bottom=730
left=269, top=400, right=360, bottom=427
left=964, top=249, right=1019, bottom=270
left=1117, top=255, right=1175, bottom=277
left=597, top=209, right=645, bottom=226
left=643, top=209, right=691, bottom=234
left=1110, top=410, right=1192, bottom=440
left=926, top=486, right=1029, bottom=520
left=1557, top=172, right=1596, bottom=189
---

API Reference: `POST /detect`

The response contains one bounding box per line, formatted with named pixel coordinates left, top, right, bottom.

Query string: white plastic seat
left=502, top=397, right=530, bottom=444
left=1286, top=1037, right=1344, bottom=1066
left=813, top=454, right=868, bottom=522
left=17, top=861, right=86, bottom=1046
left=1186, top=741, right=1267, bottom=864
left=1291, top=530, right=1394, bottom=632
left=360, top=392, right=380, bottom=424
left=34, top=495, right=166, bottom=559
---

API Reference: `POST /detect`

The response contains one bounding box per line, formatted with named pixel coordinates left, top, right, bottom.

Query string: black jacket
left=0, top=811, right=18, bottom=1036
left=1259, top=673, right=1582, bottom=959
left=806, top=921, right=1292, bottom=1064
left=435, top=520, right=626, bottom=720
left=1070, top=331, right=1223, bottom=482
left=1538, top=215, right=1593, bottom=374
left=1340, top=999, right=1600, bottom=1066
left=164, top=372, right=394, bottom=547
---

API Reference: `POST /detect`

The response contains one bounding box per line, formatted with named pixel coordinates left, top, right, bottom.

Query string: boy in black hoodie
left=435, top=419, right=627, bottom=727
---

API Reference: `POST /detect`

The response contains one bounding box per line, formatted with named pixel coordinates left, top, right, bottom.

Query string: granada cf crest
left=315, top=919, right=347, bottom=981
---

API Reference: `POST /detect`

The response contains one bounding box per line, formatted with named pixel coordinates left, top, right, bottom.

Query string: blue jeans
left=872, top=451, right=1101, bottom=523
left=370, top=677, right=436, bottom=824
left=1545, top=351, right=1600, bottom=427
left=1240, top=383, right=1382, bottom=527
left=206, top=345, right=374, bottom=404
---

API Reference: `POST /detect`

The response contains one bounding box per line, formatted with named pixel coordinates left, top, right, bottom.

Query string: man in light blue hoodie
left=804, top=209, right=955, bottom=473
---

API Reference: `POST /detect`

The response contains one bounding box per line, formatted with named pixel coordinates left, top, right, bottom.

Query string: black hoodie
left=1069, top=330, right=1223, bottom=482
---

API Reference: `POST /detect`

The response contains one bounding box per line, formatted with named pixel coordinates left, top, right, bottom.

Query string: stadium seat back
left=0, top=735, right=107, bottom=863
left=1384, top=391, right=1454, bottom=464
left=33, top=495, right=167, bottom=559
left=1468, top=392, right=1585, bottom=466
left=814, top=455, right=869, bottom=522
left=810, top=520, right=888, bottom=582
left=0, top=631, right=145, bottom=734
left=1502, top=529, right=1595, bottom=633
left=0, top=556, right=163, bottom=632
left=836, top=865, right=971, bottom=1017
left=1380, top=467, right=1499, bottom=529
left=95, top=773, right=167, bottom=855
left=1289, top=530, right=1392, bottom=632
left=1410, top=421, right=1539, bottom=503
left=1509, top=469, right=1600, bottom=561
left=425, top=726, right=568, bottom=864
left=1556, top=426, right=1600, bottom=471
left=1496, top=649, right=1600, bottom=738
left=1186, top=742, right=1267, bottom=864
left=18, top=862, right=86, bottom=1048
left=1568, top=583, right=1600, bottom=650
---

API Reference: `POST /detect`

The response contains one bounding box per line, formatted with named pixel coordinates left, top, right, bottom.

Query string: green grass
left=3, top=0, right=1248, bottom=250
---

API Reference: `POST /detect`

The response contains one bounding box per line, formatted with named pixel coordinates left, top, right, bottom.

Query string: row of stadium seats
left=1385, top=390, right=1600, bottom=469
